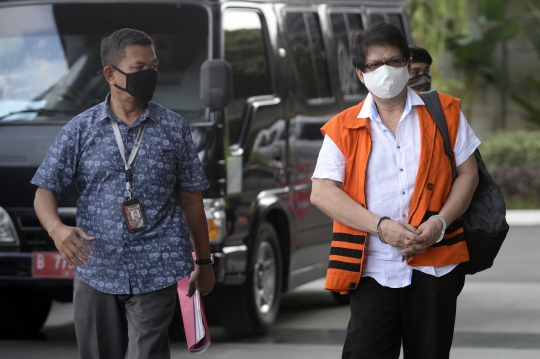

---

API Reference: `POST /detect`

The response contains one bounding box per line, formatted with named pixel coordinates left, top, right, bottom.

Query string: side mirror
left=200, top=59, right=233, bottom=110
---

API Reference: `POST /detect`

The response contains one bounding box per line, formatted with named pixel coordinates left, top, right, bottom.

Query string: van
left=0, top=0, right=412, bottom=337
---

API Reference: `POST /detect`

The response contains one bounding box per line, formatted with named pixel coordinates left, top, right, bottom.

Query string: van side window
left=330, top=12, right=366, bottom=98
left=285, top=12, right=332, bottom=100
left=369, top=12, right=406, bottom=37
left=223, top=9, right=271, bottom=145
left=388, top=14, right=406, bottom=36
left=369, top=13, right=385, bottom=26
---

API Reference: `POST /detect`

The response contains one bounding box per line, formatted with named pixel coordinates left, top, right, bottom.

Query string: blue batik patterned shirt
left=31, top=95, right=209, bottom=295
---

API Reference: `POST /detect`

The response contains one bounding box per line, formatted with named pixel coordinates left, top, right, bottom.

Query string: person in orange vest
left=311, top=23, right=480, bottom=359
left=408, top=45, right=432, bottom=92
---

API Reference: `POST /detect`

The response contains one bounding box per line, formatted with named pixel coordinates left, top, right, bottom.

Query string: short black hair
left=351, top=23, right=410, bottom=71
left=100, top=28, right=154, bottom=68
left=409, top=45, right=433, bottom=65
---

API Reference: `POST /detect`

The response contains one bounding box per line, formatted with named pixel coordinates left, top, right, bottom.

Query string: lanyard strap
left=111, top=120, right=146, bottom=198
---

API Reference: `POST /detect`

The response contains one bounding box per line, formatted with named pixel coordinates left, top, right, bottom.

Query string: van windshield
left=0, top=3, right=209, bottom=121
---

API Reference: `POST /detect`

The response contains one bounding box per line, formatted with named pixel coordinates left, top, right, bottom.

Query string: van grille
left=9, top=208, right=77, bottom=252
left=17, top=216, right=42, bottom=229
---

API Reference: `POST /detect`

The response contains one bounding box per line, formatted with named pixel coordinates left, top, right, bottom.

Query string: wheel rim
left=253, top=241, right=277, bottom=315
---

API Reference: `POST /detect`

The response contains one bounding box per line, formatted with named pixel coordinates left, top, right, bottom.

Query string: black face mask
left=112, top=66, right=158, bottom=103
left=408, top=73, right=432, bottom=92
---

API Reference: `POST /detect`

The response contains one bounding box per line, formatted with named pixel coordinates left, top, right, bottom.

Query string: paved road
left=0, top=225, right=538, bottom=359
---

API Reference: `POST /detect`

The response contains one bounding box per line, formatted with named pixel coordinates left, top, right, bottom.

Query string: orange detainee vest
left=322, top=92, right=470, bottom=293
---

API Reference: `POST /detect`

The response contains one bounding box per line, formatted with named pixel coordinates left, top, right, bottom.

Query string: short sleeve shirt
left=31, top=94, right=209, bottom=294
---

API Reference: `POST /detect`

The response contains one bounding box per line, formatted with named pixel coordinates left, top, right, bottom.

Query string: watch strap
left=195, top=254, right=214, bottom=265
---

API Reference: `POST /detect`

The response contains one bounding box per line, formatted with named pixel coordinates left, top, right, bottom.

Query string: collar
left=357, top=87, right=424, bottom=123
left=97, top=93, right=158, bottom=125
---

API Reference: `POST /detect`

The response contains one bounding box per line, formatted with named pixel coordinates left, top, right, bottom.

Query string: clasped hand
left=378, top=218, right=444, bottom=256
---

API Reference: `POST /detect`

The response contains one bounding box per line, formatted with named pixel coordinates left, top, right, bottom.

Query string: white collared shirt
left=312, top=88, right=480, bottom=288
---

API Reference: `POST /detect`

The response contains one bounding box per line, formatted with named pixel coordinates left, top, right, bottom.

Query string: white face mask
left=362, top=65, right=409, bottom=99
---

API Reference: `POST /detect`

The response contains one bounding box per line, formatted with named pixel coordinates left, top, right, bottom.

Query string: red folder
left=177, top=275, right=211, bottom=353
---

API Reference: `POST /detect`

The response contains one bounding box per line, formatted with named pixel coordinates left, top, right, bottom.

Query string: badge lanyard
left=111, top=120, right=146, bottom=200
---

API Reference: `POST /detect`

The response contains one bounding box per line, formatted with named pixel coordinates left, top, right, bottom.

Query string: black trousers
left=73, top=276, right=178, bottom=359
left=342, top=265, right=465, bottom=359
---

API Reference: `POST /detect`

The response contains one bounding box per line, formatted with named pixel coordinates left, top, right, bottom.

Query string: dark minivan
left=0, top=0, right=411, bottom=337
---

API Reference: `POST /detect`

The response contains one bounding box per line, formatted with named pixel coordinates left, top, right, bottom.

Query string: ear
left=103, top=66, right=116, bottom=85
left=356, top=68, right=365, bottom=84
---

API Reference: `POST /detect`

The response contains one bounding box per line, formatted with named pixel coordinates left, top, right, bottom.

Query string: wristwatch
left=195, top=254, right=214, bottom=265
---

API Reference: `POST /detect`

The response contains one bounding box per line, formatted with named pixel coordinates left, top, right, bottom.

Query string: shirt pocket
left=79, top=146, right=123, bottom=188
left=146, top=145, right=176, bottom=184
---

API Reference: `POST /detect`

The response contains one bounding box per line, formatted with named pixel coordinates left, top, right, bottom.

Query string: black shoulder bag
left=420, top=90, right=509, bottom=275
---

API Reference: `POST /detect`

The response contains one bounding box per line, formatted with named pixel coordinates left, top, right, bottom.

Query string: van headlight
left=203, top=198, right=226, bottom=243
left=0, top=206, right=20, bottom=246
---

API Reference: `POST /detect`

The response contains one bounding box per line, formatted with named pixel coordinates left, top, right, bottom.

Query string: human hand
left=401, top=218, right=444, bottom=256
left=378, top=220, right=422, bottom=250
left=48, top=224, right=95, bottom=268
left=186, top=265, right=215, bottom=297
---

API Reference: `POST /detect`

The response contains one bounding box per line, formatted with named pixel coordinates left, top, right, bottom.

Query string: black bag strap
left=419, top=90, right=458, bottom=181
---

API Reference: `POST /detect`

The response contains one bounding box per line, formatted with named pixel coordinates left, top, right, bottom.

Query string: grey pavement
left=172, top=218, right=540, bottom=359
left=450, top=220, right=540, bottom=359
left=0, top=211, right=538, bottom=358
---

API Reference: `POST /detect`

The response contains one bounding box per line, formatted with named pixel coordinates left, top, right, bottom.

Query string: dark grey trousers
left=73, top=276, right=177, bottom=359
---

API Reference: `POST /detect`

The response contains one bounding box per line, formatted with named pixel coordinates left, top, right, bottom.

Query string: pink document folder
left=177, top=276, right=211, bottom=353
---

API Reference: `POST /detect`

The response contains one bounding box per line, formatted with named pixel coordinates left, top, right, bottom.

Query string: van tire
left=0, top=288, right=52, bottom=337
left=219, top=222, right=283, bottom=337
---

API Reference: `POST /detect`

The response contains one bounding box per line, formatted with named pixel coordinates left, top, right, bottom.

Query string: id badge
left=121, top=198, right=147, bottom=232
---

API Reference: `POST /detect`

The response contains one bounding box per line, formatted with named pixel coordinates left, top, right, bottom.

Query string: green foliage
left=481, top=130, right=540, bottom=209
left=511, top=77, right=540, bottom=125
left=529, top=29, right=540, bottom=55
left=408, top=0, right=540, bottom=127
left=481, top=130, right=540, bottom=167
left=407, top=1, right=540, bottom=207
left=505, top=198, right=540, bottom=210
left=489, top=164, right=540, bottom=209
left=445, top=0, right=525, bottom=121
left=449, top=15, right=520, bottom=82
left=405, top=0, right=468, bottom=94
left=509, top=0, right=540, bottom=126
left=442, top=0, right=540, bottom=127
left=406, top=0, right=468, bottom=53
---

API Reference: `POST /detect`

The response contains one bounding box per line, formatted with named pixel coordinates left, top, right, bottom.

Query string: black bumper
left=0, top=253, right=73, bottom=289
